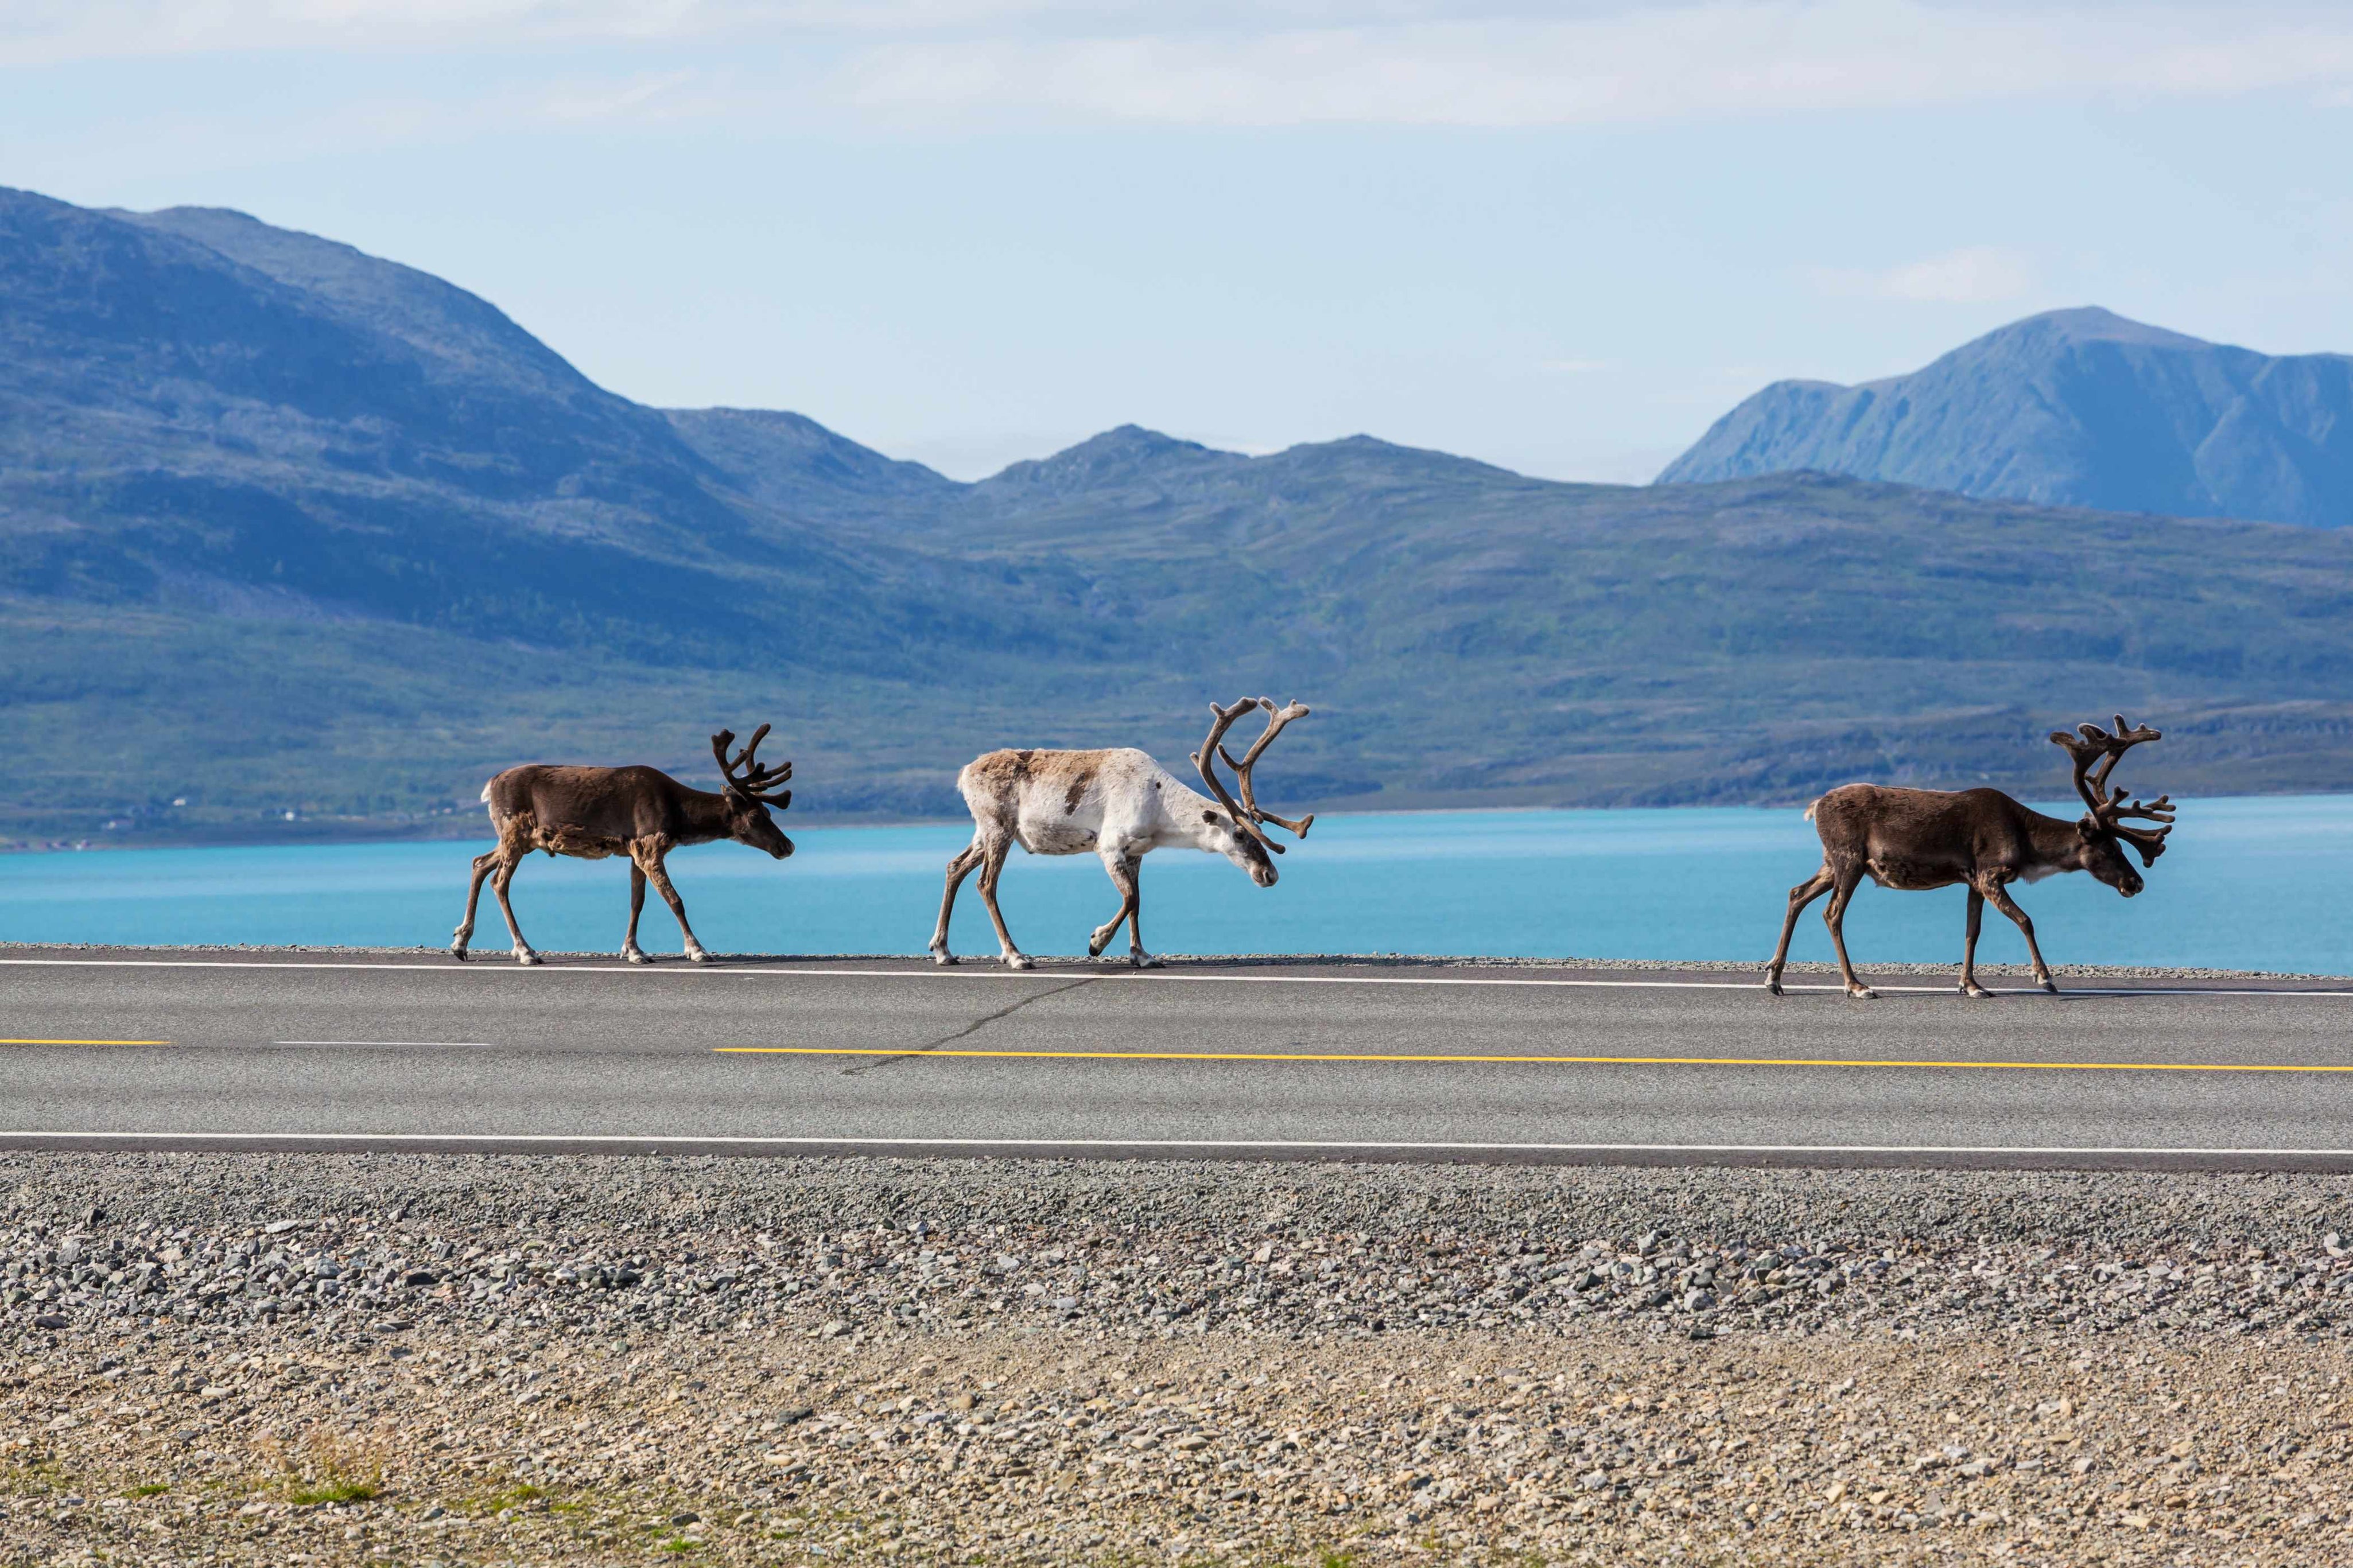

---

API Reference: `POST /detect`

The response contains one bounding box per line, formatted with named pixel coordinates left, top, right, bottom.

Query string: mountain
left=0, top=187, right=1059, bottom=674
left=1658, top=307, right=2353, bottom=528
left=664, top=407, right=960, bottom=529
left=11, top=187, right=2353, bottom=847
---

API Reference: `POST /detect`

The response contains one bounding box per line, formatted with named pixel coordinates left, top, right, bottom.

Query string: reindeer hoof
left=686, top=947, right=713, bottom=964
left=931, top=947, right=958, bottom=967
left=1087, top=936, right=1111, bottom=959
left=1846, top=985, right=1877, bottom=1001
left=1132, top=952, right=1163, bottom=970
left=1765, top=979, right=1783, bottom=997
left=513, top=948, right=540, bottom=967
left=623, top=948, right=651, bottom=966
left=1005, top=952, right=1034, bottom=971
left=449, top=945, right=469, bottom=963
left=1963, top=983, right=1994, bottom=999
left=2037, top=977, right=2059, bottom=995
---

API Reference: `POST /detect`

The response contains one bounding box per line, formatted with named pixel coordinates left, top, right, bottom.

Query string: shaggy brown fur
left=1767, top=718, right=2175, bottom=999
left=452, top=731, right=793, bottom=966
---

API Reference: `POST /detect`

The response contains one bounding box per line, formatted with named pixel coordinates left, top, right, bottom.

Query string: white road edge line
left=2, top=1130, right=2352, bottom=1158
left=1, top=958, right=2346, bottom=998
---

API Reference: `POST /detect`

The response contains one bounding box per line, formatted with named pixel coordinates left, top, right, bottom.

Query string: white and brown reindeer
left=1766, top=715, right=2176, bottom=999
left=451, top=726, right=795, bottom=966
left=931, top=697, right=1315, bottom=969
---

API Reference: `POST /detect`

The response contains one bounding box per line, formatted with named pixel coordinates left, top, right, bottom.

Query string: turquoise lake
left=2, top=798, right=2347, bottom=972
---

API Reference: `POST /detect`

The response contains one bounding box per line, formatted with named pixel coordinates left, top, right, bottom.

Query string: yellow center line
left=0, top=1038, right=172, bottom=1046
left=712, top=1045, right=2353, bottom=1073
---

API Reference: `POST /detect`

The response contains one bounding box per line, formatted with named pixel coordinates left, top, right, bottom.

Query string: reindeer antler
left=2048, top=714, right=2171, bottom=865
left=1216, top=697, right=1315, bottom=839
left=1192, top=698, right=1285, bottom=853
left=712, top=723, right=794, bottom=807
left=2105, top=793, right=2176, bottom=866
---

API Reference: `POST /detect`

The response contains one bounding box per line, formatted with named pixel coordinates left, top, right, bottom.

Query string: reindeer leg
left=1086, top=854, right=1128, bottom=960
left=931, top=840, right=985, bottom=966
left=622, top=862, right=651, bottom=965
left=1983, top=883, right=2057, bottom=994
left=488, top=850, right=538, bottom=966
left=1960, top=887, right=1992, bottom=998
left=1766, top=866, right=1834, bottom=995
left=1090, top=851, right=1155, bottom=967
left=974, top=838, right=1031, bottom=970
left=643, top=847, right=710, bottom=963
left=1822, top=867, right=1875, bottom=999
left=1125, top=858, right=1159, bottom=969
left=452, top=849, right=499, bottom=960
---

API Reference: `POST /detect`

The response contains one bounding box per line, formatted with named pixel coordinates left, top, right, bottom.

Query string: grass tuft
left=255, top=1425, right=389, bottom=1508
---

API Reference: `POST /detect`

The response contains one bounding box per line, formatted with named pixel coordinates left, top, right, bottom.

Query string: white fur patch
left=1019, top=824, right=1097, bottom=855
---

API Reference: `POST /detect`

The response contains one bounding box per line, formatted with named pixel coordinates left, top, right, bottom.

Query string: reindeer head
left=2048, top=715, right=2175, bottom=897
left=711, top=724, right=795, bottom=859
left=1192, top=697, right=1316, bottom=887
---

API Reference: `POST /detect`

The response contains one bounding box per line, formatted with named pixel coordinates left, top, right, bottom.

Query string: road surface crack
left=842, top=978, right=1100, bottom=1075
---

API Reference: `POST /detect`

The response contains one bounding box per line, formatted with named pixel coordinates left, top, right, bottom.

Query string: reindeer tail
left=480, top=780, right=494, bottom=804
left=1803, top=797, right=1820, bottom=823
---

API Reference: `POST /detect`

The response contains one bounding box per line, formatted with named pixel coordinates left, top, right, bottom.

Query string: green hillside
left=7, top=186, right=2353, bottom=846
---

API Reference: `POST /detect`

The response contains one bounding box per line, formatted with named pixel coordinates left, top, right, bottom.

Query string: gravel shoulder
left=7, top=1154, right=2353, bottom=1565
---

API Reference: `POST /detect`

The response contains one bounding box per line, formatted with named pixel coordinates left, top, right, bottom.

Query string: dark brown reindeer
left=1766, top=716, right=2176, bottom=999
left=451, top=726, right=794, bottom=966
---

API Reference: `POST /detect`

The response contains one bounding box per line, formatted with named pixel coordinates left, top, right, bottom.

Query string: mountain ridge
left=1659, top=306, right=2353, bottom=528
left=12, top=186, right=2353, bottom=845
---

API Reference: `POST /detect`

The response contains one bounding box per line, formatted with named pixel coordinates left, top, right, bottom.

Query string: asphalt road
left=5, top=948, right=2353, bottom=1170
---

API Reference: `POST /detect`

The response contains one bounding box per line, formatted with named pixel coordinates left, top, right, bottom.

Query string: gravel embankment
left=7, top=1154, right=2353, bottom=1565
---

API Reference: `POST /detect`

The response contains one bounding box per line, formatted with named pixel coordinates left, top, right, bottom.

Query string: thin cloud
left=8, top=3, right=2353, bottom=133
left=21, top=69, right=728, bottom=174
left=1808, top=246, right=2037, bottom=305
left=834, top=4, right=2353, bottom=128
left=1, top=1, right=1164, bottom=61
left=535, top=68, right=700, bottom=123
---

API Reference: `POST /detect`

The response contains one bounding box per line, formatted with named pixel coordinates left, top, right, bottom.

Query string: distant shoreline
left=0, top=811, right=970, bottom=855
left=13, top=789, right=2353, bottom=857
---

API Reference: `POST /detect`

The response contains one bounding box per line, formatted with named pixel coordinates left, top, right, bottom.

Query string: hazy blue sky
left=6, top=2, right=2352, bottom=481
